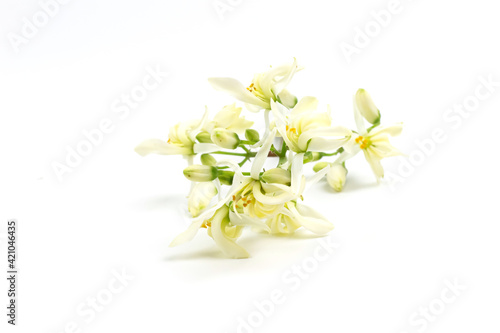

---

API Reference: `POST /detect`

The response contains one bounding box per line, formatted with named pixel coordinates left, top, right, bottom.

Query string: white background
left=1, top=0, right=499, bottom=332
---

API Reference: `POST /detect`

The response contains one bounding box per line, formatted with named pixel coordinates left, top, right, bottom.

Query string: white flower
left=326, top=163, right=347, bottom=192
left=204, top=103, right=253, bottom=135
left=135, top=111, right=210, bottom=157
left=271, top=98, right=352, bottom=153
left=208, top=59, right=300, bottom=111
left=205, top=205, right=249, bottom=259
left=267, top=201, right=333, bottom=235
left=338, top=89, right=402, bottom=180
left=188, top=182, right=218, bottom=217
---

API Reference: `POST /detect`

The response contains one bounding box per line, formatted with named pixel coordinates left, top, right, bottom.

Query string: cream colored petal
left=250, top=128, right=276, bottom=180
left=363, top=150, right=384, bottom=180
left=290, top=96, right=319, bottom=116
left=290, top=203, right=334, bottom=235
left=135, top=139, right=191, bottom=156
left=208, top=77, right=269, bottom=109
left=229, top=211, right=270, bottom=232
left=188, top=182, right=218, bottom=217
left=298, top=126, right=352, bottom=152
left=211, top=206, right=250, bottom=259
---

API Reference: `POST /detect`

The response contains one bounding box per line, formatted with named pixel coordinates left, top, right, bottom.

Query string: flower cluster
left=135, top=60, right=403, bottom=258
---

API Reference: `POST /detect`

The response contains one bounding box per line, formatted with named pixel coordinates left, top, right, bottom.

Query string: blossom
left=338, top=89, right=402, bottom=180
left=326, top=163, right=347, bottom=192
left=187, top=182, right=218, bottom=217
left=135, top=111, right=210, bottom=158
left=271, top=98, right=352, bottom=153
left=267, top=201, right=333, bottom=235
left=204, top=103, right=253, bottom=135
left=208, top=59, right=300, bottom=111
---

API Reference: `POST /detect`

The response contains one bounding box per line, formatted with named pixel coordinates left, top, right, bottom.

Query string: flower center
left=246, top=82, right=266, bottom=100
left=355, top=136, right=371, bottom=149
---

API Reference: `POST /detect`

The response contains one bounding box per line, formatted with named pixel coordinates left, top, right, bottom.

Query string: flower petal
left=208, top=77, right=269, bottom=109
left=135, top=139, right=191, bottom=156
left=290, top=96, right=318, bottom=116
left=298, top=126, right=352, bottom=152
left=188, top=182, right=218, bottom=217
left=251, top=128, right=276, bottom=180
left=290, top=203, right=334, bottom=235
left=211, top=206, right=250, bottom=259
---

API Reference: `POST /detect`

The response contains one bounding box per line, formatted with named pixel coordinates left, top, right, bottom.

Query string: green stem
left=278, top=140, right=288, bottom=166
left=212, top=151, right=252, bottom=157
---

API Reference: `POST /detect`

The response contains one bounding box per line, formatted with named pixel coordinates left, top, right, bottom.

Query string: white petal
left=250, top=109, right=271, bottom=149
left=229, top=211, right=270, bottom=232
left=188, top=182, right=218, bottom=217
left=193, top=143, right=220, bottom=154
left=252, top=181, right=294, bottom=205
left=135, top=139, right=190, bottom=156
left=250, top=128, right=276, bottom=180
left=290, top=203, right=334, bottom=235
left=290, top=96, right=318, bottom=116
left=211, top=206, right=250, bottom=259
left=370, top=123, right=403, bottom=138
left=290, top=153, right=304, bottom=194
left=208, top=77, right=269, bottom=109
left=298, top=126, right=352, bottom=152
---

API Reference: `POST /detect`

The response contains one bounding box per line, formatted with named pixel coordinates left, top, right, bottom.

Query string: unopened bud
left=200, top=154, right=217, bottom=166
left=183, top=165, right=218, bottom=182
left=196, top=131, right=213, bottom=143
left=261, top=168, right=291, bottom=185
left=326, top=163, right=347, bottom=192
left=355, top=89, right=381, bottom=125
left=218, top=171, right=234, bottom=185
left=313, top=162, right=330, bottom=173
left=303, top=152, right=322, bottom=164
left=245, top=129, right=260, bottom=143
left=211, top=128, right=240, bottom=149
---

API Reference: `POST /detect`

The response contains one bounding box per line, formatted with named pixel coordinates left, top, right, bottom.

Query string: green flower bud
left=217, top=170, right=234, bottom=185
left=303, top=152, right=322, bottom=164
left=355, top=89, right=381, bottom=125
left=261, top=168, right=291, bottom=185
left=245, top=129, right=260, bottom=143
left=211, top=128, right=240, bottom=149
left=183, top=165, right=218, bottom=182
left=313, top=162, right=330, bottom=173
left=200, top=154, right=217, bottom=166
left=196, top=131, right=213, bottom=143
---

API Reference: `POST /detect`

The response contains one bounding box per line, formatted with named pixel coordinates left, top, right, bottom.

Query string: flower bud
left=303, top=152, right=322, bottom=164
left=261, top=168, right=291, bottom=185
left=326, top=163, right=347, bottom=192
left=313, top=162, right=330, bottom=173
left=355, top=89, right=381, bottom=125
left=196, top=131, right=213, bottom=143
left=217, top=170, right=234, bottom=185
left=200, top=154, right=217, bottom=166
left=183, top=165, right=218, bottom=182
left=211, top=128, right=240, bottom=149
left=245, top=129, right=260, bottom=143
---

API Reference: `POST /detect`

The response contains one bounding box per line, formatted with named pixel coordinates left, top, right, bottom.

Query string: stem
left=212, top=151, right=252, bottom=157
left=278, top=140, right=288, bottom=166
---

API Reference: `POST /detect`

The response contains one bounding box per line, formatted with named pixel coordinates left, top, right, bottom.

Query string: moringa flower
left=204, top=103, right=253, bottom=135
left=266, top=201, right=333, bottom=235
left=271, top=98, right=352, bottom=153
left=336, top=89, right=402, bottom=180
left=208, top=59, right=300, bottom=111
left=187, top=182, right=218, bottom=217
